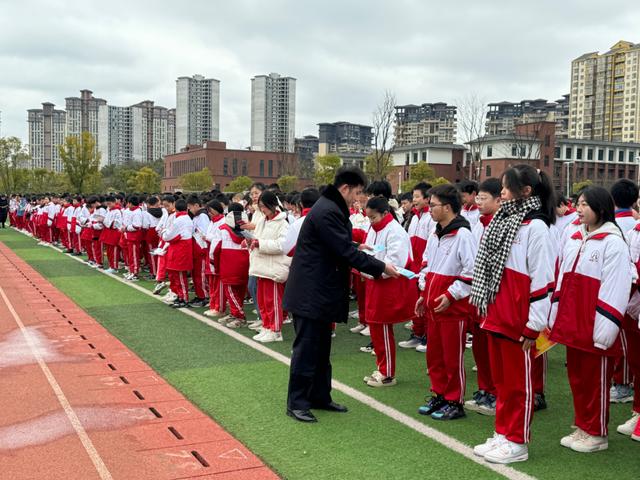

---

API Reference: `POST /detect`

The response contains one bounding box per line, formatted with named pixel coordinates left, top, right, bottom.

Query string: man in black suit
left=284, top=167, right=399, bottom=422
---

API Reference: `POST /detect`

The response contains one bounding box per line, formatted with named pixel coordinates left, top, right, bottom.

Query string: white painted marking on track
left=0, top=327, right=65, bottom=368
left=0, top=284, right=114, bottom=480
left=11, top=229, right=538, bottom=480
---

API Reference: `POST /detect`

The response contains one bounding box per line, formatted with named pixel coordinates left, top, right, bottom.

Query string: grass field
left=1, top=227, right=639, bottom=479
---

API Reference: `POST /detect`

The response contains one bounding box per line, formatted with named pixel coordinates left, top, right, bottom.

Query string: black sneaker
left=418, top=395, right=445, bottom=416
left=188, top=297, right=207, bottom=308
left=431, top=402, right=466, bottom=421
left=170, top=299, right=188, bottom=309
left=476, top=392, right=496, bottom=416
left=534, top=393, right=547, bottom=412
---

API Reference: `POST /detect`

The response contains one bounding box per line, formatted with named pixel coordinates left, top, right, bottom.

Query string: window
left=421, top=151, right=427, bottom=161
left=565, top=147, right=572, bottom=159
left=587, top=148, right=593, bottom=160
left=223, top=158, right=228, bottom=176
left=544, top=155, right=550, bottom=166
left=619, top=150, right=624, bottom=162
left=598, top=149, right=604, bottom=161
left=268, top=159, right=273, bottom=177
left=554, top=147, right=561, bottom=158
left=576, top=148, right=583, bottom=160
left=232, top=158, right=238, bottom=175
left=511, top=145, right=518, bottom=156
left=405, top=153, right=410, bottom=166
left=413, top=152, right=418, bottom=163
left=485, top=165, right=491, bottom=177
left=520, top=145, right=527, bottom=157
left=629, top=151, right=635, bottom=163
left=544, top=135, right=550, bottom=147
left=487, top=145, right=493, bottom=157
left=242, top=159, right=248, bottom=176
left=259, top=159, right=264, bottom=176
left=608, top=150, right=614, bottom=162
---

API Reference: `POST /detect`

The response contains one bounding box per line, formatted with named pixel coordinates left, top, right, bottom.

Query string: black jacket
left=283, top=184, right=386, bottom=322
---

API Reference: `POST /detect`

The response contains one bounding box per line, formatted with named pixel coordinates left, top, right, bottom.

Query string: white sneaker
left=571, top=433, right=608, bottom=453
left=283, top=317, right=292, bottom=324
left=415, top=343, right=427, bottom=353
left=331, top=331, right=336, bottom=338
left=610, top=384, right=634, bottom=403
left=366, top=370, right=396, bottom=388
left=248, top=320, right=263, bottom=331
left=218, top=314, right=233, bottom=325
left=348, top=310, right=360, bottom=319
left=484, top=440, right=528, bottom=464
left=473, top=432, right=506, bottom=457
left=162, top=292, right=178, bottom=304
left=561, top=428, right=586, bottom=448
left=617, top=412, right=640, bottom=436
left=363, top=370, right=379, bottom=383
left=258, top=330, right=283, bottom=343
left=359, top=326, right=370, bottom=337
left=226, top=318, right=247, bottom=329
left=350, top=324, right=366, bottom=334
left=398, top=335, right=422, bottom=349
left=253, top=329, right=268, bottom=341
left=203, top=309, right=221, bottom=317
left=104, top=268, right=116, bottom=274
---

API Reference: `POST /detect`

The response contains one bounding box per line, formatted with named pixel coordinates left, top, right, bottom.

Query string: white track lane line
left=0, top=282, right=114, bottom=480
left=9, top=230, right=537, bottom=480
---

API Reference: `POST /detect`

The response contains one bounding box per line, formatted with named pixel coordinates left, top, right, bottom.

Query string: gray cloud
left=1, top=0, right=640, bottom=148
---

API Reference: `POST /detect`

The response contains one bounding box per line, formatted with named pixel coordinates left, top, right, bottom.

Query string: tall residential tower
left=251, top=73, right=296, bottom=152
left=175, top=74, right=220, bottom=150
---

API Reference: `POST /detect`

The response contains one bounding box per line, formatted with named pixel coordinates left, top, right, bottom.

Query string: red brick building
left=162, top=141, right=311, bottom=191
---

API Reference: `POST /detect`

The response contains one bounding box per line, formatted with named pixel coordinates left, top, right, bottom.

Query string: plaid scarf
left=470, top=195, right=542, bottom=316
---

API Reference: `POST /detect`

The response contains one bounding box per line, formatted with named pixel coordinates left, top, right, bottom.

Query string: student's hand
left=240, top=239, right=248, bottom=249
left=240, top=222, right=255, bottom=231
left=415, top=296, right=425, bottom=317
left=250, top=239, right=260, bottom=250
left=358, top=244, right=373, bottom=251
left=384, top=263, right=400, bottom=278
left=519, top=337, right=536, bottom=352
left=433, top=294, right=451, bottom=313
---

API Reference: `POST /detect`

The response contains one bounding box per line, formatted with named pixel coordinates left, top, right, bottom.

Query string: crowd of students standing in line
left=5, top=163, right=640, bottom=464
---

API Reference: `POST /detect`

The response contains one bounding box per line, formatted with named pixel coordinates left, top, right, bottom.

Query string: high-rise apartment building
left=569, top=40, right=640, bottom=142
left=27, top=102, right=66, bottom=171
left=251, top=73, right=296, bottom=152
left=65, top=89, right=107, bottom=140
left=176, top=74, right=220, bottom=150
left=394, top=103, right=457, bottom=145
left=485, top=99, right=566, bottom=136
left=98, top=105, right=132, bottom=167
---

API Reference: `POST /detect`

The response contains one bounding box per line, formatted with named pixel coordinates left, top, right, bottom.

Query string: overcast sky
left=1, top=0, right=640, bottom=148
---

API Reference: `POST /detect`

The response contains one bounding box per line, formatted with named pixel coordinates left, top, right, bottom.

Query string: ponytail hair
left=502, top=164, right=556, bottom=224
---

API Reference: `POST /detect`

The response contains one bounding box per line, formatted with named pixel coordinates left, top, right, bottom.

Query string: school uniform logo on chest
left=589, top=250, right=600, bottom=263
left=512, top=234, right=522, bottom=245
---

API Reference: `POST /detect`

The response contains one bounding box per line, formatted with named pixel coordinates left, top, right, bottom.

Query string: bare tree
left=456, top=93, right=488, bottom=180
left=366, top=90, right=397, bottom=181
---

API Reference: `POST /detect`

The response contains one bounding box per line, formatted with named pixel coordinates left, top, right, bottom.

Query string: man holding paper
left=284, top=167, right=399, bottom=423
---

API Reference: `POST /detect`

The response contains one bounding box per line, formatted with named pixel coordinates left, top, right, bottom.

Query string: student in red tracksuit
left=619, top=215, right=640, bottom=440
left=90, top=198, right=106, bottom=268
left=209, top=202, right=250, bottom=322
left=549, top=186, right=633, bottom=452
left=100, top=196, right=123, bottom=273
left=162, top=199, right=193, bottom=308
left=122, top=196, right=144, bottom=281
left=471, top=164, right=555, bottom=464
left=79, top=197, right=98, bottom=265
left=458, top=179, right=480, bottom=228
left=153, top=195, right=175, bottom=296
left=465, top=178, right=501, bottom=416
left=360, top=196, right=415, bottom=387
left=399, top=182, right=435, bottom=352
left=416, top=184, right=476, bottom=420
left=143, top=196, right=164, bottom=280
left=609, top=179, right=639, bottom=403
left=203, top=200, right=226, bottom=317
left=348, top=199, right=370, bottom=337
left=187, top=195, right=211, bottom=307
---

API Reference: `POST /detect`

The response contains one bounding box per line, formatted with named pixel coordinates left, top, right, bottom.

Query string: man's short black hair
left=610, top=179, right=639, bottom=209
left=365, top=180, right=392, bottom=199
left=429, top=184, right=462, bottom=214
left=333, top=166, right=368, bottom=189
left=457, top=179, right=479, bottom=195
left=413, top=182, right=432, bottom=199
left=162, top=194, right=176, bottom=204
left=556, top=193, right=569, bottom=207
left=186, top=194, right=201, bottom=206
left=479, top=178, right=502, bottom=198
left=175, top=199, right=188, bottom=212
left=400, top=192, right=413, bottom=202
left=300, top=188, right=320, bottom=209
left=129, top=195, right=140, bottom=207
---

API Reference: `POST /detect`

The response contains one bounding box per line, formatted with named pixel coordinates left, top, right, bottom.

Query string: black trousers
left=287, top=315, right=333, bottom=410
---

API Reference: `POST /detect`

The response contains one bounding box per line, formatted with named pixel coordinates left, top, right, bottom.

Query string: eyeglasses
left=428, top=203, right=447, bottom=209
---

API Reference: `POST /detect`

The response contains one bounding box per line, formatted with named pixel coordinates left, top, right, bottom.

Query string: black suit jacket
left=283, top=184, right=385, bottom=323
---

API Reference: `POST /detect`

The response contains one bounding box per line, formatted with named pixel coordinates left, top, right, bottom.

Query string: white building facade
left=251, top=73, right=296, bottom=152
left=176, top=74, right=220, bottom=150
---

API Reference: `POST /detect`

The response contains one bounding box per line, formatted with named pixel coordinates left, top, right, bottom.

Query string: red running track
left=0, top=241, right=279, bottom=480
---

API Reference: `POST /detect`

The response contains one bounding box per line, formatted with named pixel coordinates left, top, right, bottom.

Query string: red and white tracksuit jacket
left=555, top=208, right=578, bottom=235
left=549, top=222, right=633, bottom=436
left=419, top=217, right=476, bottom=403
left=408, top=207, right=436, bottom=338
left=350, top=211, right=370, bottom=325
left=282, top=208, right=311, bottom=257
left=622, top=224, right=640, bottom=414
left=363, top=213, right=416, bottom=378
left=122, top=207, right=144, bottom=274
left=461, top=204, right=480, bottom=229
left=203, top=214, right=226, bottom=311
left=162, top=212, right=193, bottom=301
left=210, top=224, right=250, bottom=318
left=191, top=210, right=211, bottom=299
left=480, top=217, right=555, bottom=445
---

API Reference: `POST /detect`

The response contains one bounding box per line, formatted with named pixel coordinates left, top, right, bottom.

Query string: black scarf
left=147, top=207, right=163, bottom=219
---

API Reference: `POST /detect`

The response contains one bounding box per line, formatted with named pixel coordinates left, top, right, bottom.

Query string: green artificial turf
left=2, top=227, right=639, bottom=479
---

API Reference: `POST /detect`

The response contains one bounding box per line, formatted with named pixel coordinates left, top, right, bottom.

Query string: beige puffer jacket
left=249, top=211, right=291, bottom=282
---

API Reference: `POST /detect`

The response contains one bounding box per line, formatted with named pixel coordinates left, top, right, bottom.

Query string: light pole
left=565, top=161, right=575, bottom=198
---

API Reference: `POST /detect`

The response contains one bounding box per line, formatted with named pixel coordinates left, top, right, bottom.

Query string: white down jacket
left=249, top=211, right=291, bottom=282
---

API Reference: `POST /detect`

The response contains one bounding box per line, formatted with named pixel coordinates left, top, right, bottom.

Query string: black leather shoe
left=286, top=409, right=318, bottom=423
left=312, top=402, right=348, bottom=413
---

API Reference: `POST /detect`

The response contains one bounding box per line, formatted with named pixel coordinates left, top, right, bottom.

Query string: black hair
left=105, top=195, right=116, bottom=203
left=365, top=180, right=392, bottom=200
left=129, top=195, right=140, bottom=207
left=175, top=199, right=188, bottom=212
left=610, top=179, right=639, bottom=209
left=556, top=194, right=569, bottom=208
left=333, top=166, right=368, bottom=189
left=366, top=196, right=391, bottom=215
left=502, top=164, right=556, bottom=224
left=300, top=188, right=320, bottom=209
left=228, top=202, right=244, bottom=214
left=86, top=195, right=99, bottom=205
left=250, top=182, right=267, bottom=192
left=147, top=196, right=160, bottom=206
left=206, top=199, right=224, bottom=215
left=268, top=183, right=281, bottom=192
left=259, top=191, right=281, bottom=214
left=429, top=184, right=462, bottom=214
left=399, top=192, right=413, bottom=203
left=579, top=186, right=616, bottom=228
left=186, top=194, right=201, bottom=206
left=413, top=182, right=432, bottom=199
left=478, top=178, right=502, bottom=198
left=457, top=179, right=479, bottom=195
left=162, top=194, right=176, bottom=204
left=74, top=195, right=82, bottom=202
